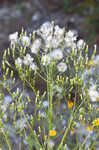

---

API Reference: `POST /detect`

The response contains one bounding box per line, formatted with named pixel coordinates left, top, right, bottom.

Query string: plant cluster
left=0, top=21, right=99, bottom=150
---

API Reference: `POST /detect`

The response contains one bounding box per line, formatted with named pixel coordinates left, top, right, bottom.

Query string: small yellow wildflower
left=86, top=125, right=93, bottom=131
left=67, top=101, right=73, bottom=108
left=70, top=128, right=75, bottom=135
left=49, top=130, right=56, bottom=136
left=93, top=118, right=99, bottom=127
left=87, top=61, right=94, bottom=67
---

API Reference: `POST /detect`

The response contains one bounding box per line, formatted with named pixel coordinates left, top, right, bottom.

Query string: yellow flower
left=67, top=101, right=73, bottom=108
left=88, top=61, right=94, bottom=67
left=86, top=125, right=93, bottom=131
left=70, top=128, right=75, bottom=135
left=93, top=118, right=99, bottom=127
left=49, top=130, right=56, bottom=136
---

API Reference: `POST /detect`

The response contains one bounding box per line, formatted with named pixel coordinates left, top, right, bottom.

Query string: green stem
left=36, top=71, right=47, bottom=82
left=3, top=131, right=12, bottom=150
left=79, top=134, right=90, bottom=150
left=47, top=63, right=53, bottom=150
left=90, top=131, right=99, bottom=149
left=57, top=116, right=73, bottom=150
left=22, top=112, right=43, bottom=150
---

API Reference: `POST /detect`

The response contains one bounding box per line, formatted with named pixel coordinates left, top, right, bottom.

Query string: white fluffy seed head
left=15, top=57, right=23, bottom=67
left=50, top=48, right=63, bottom=60
left=30, top=63, right=38, bottom=71
left=23, top=53, right=33, bottom=65
left=9, top=32, right=18, bottom=42
left=40, top=21, right=54, bottom=38
left=77, top=39, right=85, bottom=49
left=21, top=36, right=31, bottom=47
left=57, top=62, right=67, bottom=72
left=31, top=39, right=41, bottom=54
left=89, top=85, right=99, bottom=102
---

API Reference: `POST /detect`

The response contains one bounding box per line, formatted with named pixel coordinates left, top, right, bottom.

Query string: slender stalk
left=79, top=134, right=90, bottom=150
left=22, top=112, right=43, bottom=150
left=57, top=115, right=73, bottom=150
left=3, top=131, right=12, bottom=150
left=47, top=63, right=53, bottom=150
left=90, top=131, right=99, bottom=149
left=49, top=64, right=53, bottom=130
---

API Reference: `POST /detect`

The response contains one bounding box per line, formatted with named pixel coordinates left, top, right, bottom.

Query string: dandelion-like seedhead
left=89, top=84, right=99, bottom=102
left=8, top=21, right=85, bottom=75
